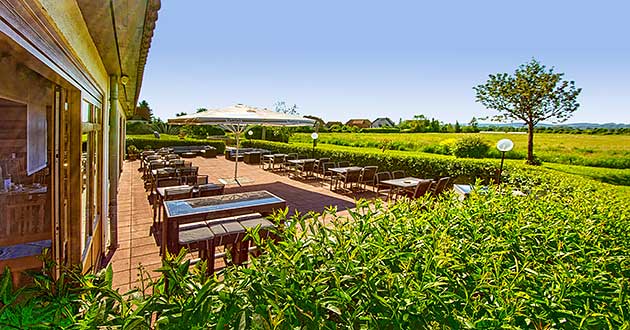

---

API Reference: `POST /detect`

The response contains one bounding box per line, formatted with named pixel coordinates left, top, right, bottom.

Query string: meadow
left=292, top=132, right=630, bottom=169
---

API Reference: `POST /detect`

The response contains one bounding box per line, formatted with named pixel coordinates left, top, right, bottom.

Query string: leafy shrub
left=182, top=125, right=225, bottom=139
left=243, top=140, right=499, bottom=183
left=151, top=121, right=180, bottom=135
left=360, top=127, right=401, bottom=133
left=125, top=121, right=153, bottom=134
left=126, top=134, right=226, bottom=153
left=126, top=145, right=139, bottom=155
left=3, top=171, right=628, bottom=328
left=452, top=135, right=490, bottom=158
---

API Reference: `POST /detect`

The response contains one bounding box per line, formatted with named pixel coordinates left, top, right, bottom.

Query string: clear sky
left=139, top=0, right=630, bottom=124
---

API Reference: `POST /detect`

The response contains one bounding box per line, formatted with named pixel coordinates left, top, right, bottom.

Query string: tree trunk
left=526, top=122, right=535, bottom=165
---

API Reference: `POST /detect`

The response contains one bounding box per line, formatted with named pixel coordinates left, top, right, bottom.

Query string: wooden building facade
left=0, top=0, right=159, bottom=284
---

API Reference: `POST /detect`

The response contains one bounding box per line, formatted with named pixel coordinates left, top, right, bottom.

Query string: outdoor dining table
left=262, top=154, right=287, bottom=170
left=161, top=190, right=286, bottom=256
left=380, top=177, right=427, bottom=198
left=381, top=177, right=424, bottom=189
left=287, top=158, right=316, bottom=164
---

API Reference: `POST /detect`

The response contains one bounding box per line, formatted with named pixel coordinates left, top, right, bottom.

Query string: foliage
left=245, top=126, right=291, bottom=143
left=151, top=120, right=180, bottom=135
left=126, top=134, right=226, bottom=153
left=243, top=140, right=500, bottom=183
left=181, top=125, right=225, bottom=139
left=290, top=132, right=630, bottom=169
left=360, top=127, right=401, bottom=133
left=451, top=135, right=490, bottom=158
left=131, top=100, right=152, bottom=121
left=126, top=121, right=154, bottom=135
left=2, top=167, right=629, bottom=328
left=126, top=145, right=139, bottom=155
left=474, top=59, right=582, bottom=164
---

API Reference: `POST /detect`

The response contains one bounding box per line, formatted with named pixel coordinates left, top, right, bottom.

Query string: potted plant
left=127, top=145, right=139, bottom=161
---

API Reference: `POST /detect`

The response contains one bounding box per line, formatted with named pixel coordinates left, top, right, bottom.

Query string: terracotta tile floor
left=110, top=156, right=381, bottom=291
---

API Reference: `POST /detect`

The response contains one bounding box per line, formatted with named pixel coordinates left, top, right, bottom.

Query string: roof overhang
left=77, top=0, right=160, bottom=116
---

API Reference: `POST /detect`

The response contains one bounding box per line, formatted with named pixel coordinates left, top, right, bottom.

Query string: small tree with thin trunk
left=474, top=59, right=581, bottom=164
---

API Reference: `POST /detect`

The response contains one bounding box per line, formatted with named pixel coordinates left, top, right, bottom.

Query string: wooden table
left=162, top=190, right=286, bottom=256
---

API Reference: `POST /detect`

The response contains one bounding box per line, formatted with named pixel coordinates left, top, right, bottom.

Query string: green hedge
left=243, top=140, right=500, bottom=183
left=359, top=127, right=401, bottom=133
left=126, top=134, right=226, bottom=153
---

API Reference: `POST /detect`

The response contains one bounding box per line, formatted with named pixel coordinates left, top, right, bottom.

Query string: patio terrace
left=110, top=155, right=380, bottom=291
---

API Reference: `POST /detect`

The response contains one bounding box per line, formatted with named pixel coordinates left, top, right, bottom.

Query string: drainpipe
left=108, top=75, right=119, bottom=250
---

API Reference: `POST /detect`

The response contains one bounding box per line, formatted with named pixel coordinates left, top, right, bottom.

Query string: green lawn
left=292, top=132, right=630, bottom=169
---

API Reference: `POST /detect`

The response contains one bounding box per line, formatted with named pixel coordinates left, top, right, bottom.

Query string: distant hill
left=478, top=122, right=630, bottom=129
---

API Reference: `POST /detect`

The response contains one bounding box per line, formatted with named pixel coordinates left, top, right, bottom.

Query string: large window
left=80, top=100, right=102, bottom=257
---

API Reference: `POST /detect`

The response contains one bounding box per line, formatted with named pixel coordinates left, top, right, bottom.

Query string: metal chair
left=282, top=153, right=298, bottom=172
left=392, top=170, right=405, bottom=179
left=335, top=168, right=362, bottom=191
left=406, top=179, right=433, bottom=199
left=430, top=177, right=451, bottom=196
left=375, top=171, right=392, bottom=197
left=337, top=161, right=350, bottom=168
left=359, top=166, right=378, bottom=191
left=198, top=183, right=225, bottom=197
left=295, top=160, right=315, bottom=179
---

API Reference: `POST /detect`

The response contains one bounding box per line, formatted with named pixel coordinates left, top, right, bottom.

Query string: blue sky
left=139, top=0, right=630, bottom=124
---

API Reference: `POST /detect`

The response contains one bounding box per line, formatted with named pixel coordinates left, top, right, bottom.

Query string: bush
left=2, top=172, right=628, bottom=328
left=243, top=140, right=499, bottom=183
left=451, top=135, right=490, bottom=158
left=126, top=134, right=226, bottom=153
left=360, top=127, right=401, bottom=133
left=125, top=121, right=153, bottom=134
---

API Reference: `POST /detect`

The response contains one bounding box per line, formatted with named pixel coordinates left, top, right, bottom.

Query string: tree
left=135, top=100, right=153, bottom=121
left=454, top=121, right=462, bottom=133
left=196, top=108, right=208, bottom=113
left=175, top=112, right=187, bottom=117
left=474, top=59, right=581, bottom=164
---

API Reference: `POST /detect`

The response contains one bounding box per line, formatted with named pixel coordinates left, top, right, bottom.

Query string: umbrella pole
left=234, top=130, right=241, bottom=186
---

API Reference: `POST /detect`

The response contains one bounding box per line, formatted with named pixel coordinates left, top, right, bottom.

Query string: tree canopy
left=474, top=59, right=581, bottom=164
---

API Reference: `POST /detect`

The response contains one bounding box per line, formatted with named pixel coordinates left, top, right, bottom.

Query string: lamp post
left=311, top=132, right=319, bottom=158
left=496, top=138, right=514, bottom=185
left=247, top=130, right=253, bottom=138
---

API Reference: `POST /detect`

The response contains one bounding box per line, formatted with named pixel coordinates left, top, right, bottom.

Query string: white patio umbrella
left=168, top=104, right=315, bottom=185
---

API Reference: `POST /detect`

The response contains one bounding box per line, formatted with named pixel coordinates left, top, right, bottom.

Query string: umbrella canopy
left=168, top=104, right=315, bottom=127
left=167, top=104, right=316, bottom=184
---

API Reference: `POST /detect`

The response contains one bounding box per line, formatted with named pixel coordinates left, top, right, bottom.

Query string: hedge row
left=126, top=135, right=226, bottom=153
left=243, top=140, right=500, bottom=183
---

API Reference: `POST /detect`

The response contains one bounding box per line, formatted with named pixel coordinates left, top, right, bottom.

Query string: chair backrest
left=198, top=183, right=225, bottom=197
left=196, top=175, right=209, bottom=185
left=322, top=162, right=336, bottom=174
left=432, top=176, right=451, bottom=195
left=337, top=161, right=350, bottom=168
left=318, top=158, right=330, bottom=164
left=169, top=159, right=185, bottom=167
left=361, top=166, right=378, bottom=183
left=345, top=169, right=362, bottom=182
left=301, top=160, right=315, bottom=171
left=156, top=177, right=181, bottom=188
left=164, top=187, right=193, bottom=201
left=392, top=170, right=405, bottom=179
left=375, top=171, right=392, bottom=184
left=412, top=180, right=433, bottom=198
left=286, top=153, right=298, bottom=160
left=165, top=154, right=180, bottom=160
left=156, top=167, right=177, bottom=178
left=145, top=154, right=160, bottom=162
left=149, top=161, right=165, bottom=170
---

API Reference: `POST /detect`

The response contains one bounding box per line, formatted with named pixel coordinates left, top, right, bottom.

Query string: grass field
left=292, top=132, right=630, bottom=169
